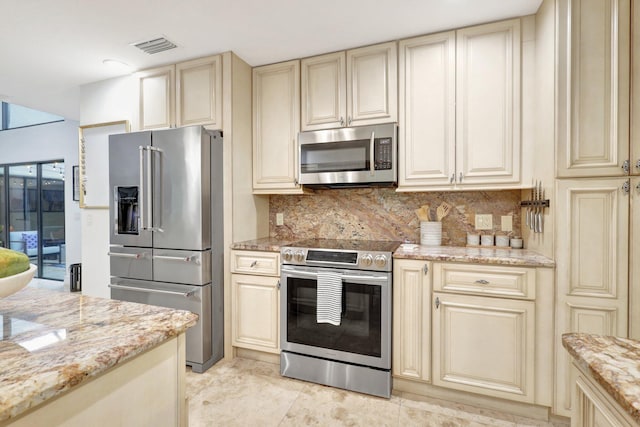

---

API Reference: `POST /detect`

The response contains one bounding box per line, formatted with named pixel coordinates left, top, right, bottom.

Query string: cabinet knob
left=459, top=172, right=464, bottom=182
left=250, top=260, right=258, bottom=268
left=475, top=279, right=489, bottom=285
left=636, top=159, right=640, bottom=170
left=340, top=117, right=345, bottom=126
left=347, top=116, right=352, bottom=126
left=622, top=181, right=631, bottom=194
left=422, top=264, right=429, bottom=275
left=435, top=297, right=440, bottom=309
left=450, top=174, right=455, bottom=184
left=622, top=160, right=630, bottom=173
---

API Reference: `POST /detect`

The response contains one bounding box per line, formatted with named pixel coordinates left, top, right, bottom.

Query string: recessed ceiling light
left=102, top=59, right=132, bottom=72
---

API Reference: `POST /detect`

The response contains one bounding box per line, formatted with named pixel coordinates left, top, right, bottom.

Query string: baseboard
left=235, top=347, right=280, bottom=365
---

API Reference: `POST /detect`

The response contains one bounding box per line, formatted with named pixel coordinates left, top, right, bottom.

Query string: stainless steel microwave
left=298, top=123, right=397, bottom=187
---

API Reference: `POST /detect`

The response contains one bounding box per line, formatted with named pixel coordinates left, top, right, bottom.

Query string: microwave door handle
left=138, top=146, right=145, bottom=231
left=369, top=131, right=375, bottom=176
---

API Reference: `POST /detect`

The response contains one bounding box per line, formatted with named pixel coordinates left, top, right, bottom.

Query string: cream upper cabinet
left=557, top=0, right=631, bottom=177
left=230, top=250, right=281, bottom=354
left=554, top=178, right=629, bottom=417
left=398, top=19, right=521, bottom=191
left=301, top=52, right=346, bottom=130
left=456, top=19, right=521, bottom=186
left=392, top=259, right=431, bottom=383
left=301, top=42, right=397, bottom=131
left=398, top=32, right=456, bottom=188
left=175, top=55, right=222, bottom=128
left=252, top=60, right=303, bottom=194
left=138, top=65, right=175, bottom=130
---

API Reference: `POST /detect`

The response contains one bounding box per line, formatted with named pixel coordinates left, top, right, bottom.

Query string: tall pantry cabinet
left=554, top=0, right=639, bottom=418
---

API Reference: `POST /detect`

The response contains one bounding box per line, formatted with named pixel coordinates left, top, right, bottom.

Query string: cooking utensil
left=415, top=205, right=432, bottom=221
left=436, top=202, right=452, bottom=221
left=539, top=185, right=545, bottom=233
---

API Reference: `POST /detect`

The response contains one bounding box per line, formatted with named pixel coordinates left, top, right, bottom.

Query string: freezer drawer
left=153, top=249, right=211, bottom=285
left=109, top=277, right=212, bottom=368
left=108, top=246, right=152, bottom=280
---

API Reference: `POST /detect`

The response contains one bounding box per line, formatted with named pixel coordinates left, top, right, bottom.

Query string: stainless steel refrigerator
left=108, top=125, right=223, bottom=373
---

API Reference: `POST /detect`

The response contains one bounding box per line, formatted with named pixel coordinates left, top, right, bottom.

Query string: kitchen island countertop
left=562, top=333, right=640, bottom=424
left=0, top=287, right=197, bottom=423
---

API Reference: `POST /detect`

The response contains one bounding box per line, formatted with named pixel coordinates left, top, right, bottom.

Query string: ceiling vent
left=132, top=37, right=177, bottom=55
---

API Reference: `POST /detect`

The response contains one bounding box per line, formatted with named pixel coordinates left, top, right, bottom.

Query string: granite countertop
left=230, top=237, right=293, bottom=252
left=562, top=333, right=640, bottom=424
left=0, top=287, right=198, bottom=422
left=231, top=239, right=555, bottom=268
left=392, top=244, right=555, bottom=268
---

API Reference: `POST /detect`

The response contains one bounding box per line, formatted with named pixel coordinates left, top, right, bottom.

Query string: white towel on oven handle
left=316, top=271, right=342, bottom=326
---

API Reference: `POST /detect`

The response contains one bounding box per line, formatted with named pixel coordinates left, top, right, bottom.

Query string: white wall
left=0, top=120, right=81, bottom=285
left=78, top=75, right=137, bottom=298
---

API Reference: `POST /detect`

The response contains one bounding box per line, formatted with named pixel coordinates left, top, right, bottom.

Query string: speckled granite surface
left=562, top=333, right=640, bottom=424
left=230, top=237, right=293, bottom=252
left=394, top=244, right=555, bottom=268
left=0, top=287, right=198, bottom=422
left=269, top=188, right=522, bottom=246
left=231, top=239, right=554, bottom=268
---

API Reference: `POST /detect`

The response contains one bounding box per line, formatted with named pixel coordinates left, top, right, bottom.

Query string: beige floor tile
left=280, top=382, right=401, bottom=426
left=186, top=358, right=567, bottom=427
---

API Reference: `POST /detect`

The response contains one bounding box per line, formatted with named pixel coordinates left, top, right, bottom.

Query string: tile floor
left=186, top=358, right=570, bottom=427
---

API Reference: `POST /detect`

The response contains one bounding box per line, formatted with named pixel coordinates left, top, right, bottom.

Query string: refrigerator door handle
left=153, top=254, right=201, bottom=265
left=138, top=145, right=146, bottom=231
left=148, top=146, right=163, bottom=233
left=108, top=283, right=197, bottom=298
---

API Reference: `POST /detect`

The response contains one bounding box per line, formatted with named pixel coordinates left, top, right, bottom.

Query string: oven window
left=300, top=140, right=370, bottom=173
left=286, top=277, right=382, bottom=357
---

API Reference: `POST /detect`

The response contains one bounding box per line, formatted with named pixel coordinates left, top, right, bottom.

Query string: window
left=0, top=102, right=64, bottom=130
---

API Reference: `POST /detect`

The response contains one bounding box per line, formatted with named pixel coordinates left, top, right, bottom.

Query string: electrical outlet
left=501, top=215, right=513, bottom=232
left=276, top=212, right=284, bottom=226
left=475, top=214, right=493, bottom=230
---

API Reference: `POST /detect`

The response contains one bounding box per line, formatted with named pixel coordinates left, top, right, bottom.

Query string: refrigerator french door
left=108, top=126, right=223, bottom=373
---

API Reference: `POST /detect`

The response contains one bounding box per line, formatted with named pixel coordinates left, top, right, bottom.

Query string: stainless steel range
left=280, top=239, right=400, bottom=398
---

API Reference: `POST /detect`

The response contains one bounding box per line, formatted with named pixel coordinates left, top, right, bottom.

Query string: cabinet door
left=398, top=32, right=456, bottom=190
left=432, top=292, right=535, bottom=403
left=392, top=260, right=431, bottom=382
left=301, top=52, right=346, bottom=131
left=252, top=60, right=302, bottom=194
left=231, top=273, right=280, bottom=353
left=138, top=65, right=175, bottom=130
left=631, top=177, right=640, bottom=339
left=555, top=178, right=629, bottom=417
left=456, top=19, right=520, bottom=186
left=347, top=42, right=398, bottom=127
left=632, top=5, right=640, bottom=176
left=557, top=0, right=631, bottom=177
left=176, top=55, right=222, bottom=128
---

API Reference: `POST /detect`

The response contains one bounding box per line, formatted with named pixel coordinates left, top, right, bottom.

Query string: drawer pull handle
left=475, top=279, right=489, bottom=285
left=250, top=260, right=258, bottom=268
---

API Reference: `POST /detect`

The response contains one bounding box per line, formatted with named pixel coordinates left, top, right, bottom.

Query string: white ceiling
left=0, top=0, right=542, bottom=121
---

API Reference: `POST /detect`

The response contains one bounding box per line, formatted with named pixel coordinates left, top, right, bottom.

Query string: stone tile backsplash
left=269, top=188, right=522, bottom=246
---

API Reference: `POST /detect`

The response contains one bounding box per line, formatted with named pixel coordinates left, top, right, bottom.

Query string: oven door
left=280, top=265, right=391, bottom=369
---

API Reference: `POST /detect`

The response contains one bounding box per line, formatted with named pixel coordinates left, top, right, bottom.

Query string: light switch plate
left=501, top=215, right=513, bottom=232
left=276, top=212, right=284, bottom=226
left=475, top=214, right=493, bottom=230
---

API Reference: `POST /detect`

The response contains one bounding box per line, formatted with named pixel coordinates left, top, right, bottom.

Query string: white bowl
left=0, top=264, right=37, bottom=298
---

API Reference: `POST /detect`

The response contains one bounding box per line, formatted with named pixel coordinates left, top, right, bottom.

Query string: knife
left=539, top=183, right=544, bottom=233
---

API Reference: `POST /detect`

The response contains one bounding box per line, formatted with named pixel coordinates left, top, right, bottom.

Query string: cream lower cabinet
left=252, top=60, right=302, bottom=194
left=393, top=261, right=553, bottom=407
left=555, top=178, right=629, bottom=417
left=571, top=362, right=637, bottom=427
left=230, top=250, right=280, bottom=353
left=392, top=259, right=431, bottom=382
left=432, top=292, right=535, bottom=403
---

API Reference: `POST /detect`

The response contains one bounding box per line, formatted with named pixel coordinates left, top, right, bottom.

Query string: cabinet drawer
left=231, top=250, right=280, bottom=276
left=433, top=263, right=536, bottom=300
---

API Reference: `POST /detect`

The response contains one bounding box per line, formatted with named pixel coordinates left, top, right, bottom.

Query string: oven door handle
left=282, top=267, right=389, bottom=283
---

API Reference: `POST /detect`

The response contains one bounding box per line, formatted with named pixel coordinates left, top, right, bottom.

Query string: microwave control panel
left=374, top=138, right=393, bottom=170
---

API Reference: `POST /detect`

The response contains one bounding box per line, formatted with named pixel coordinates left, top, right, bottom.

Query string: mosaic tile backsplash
left=269, top=188, right=522, bottom=246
